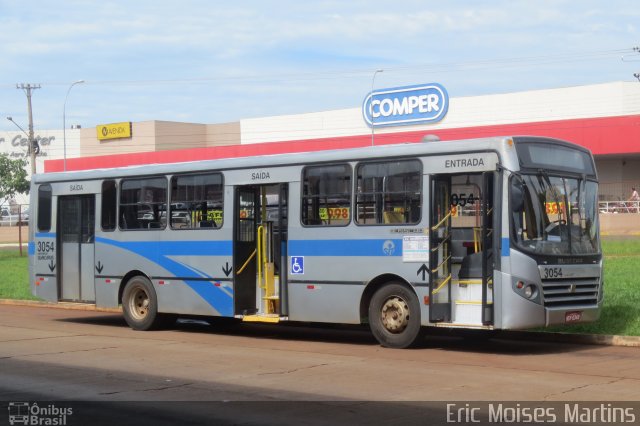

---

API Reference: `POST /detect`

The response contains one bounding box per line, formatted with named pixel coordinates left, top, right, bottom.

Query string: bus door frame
left=57, top=194, right=96, bottom=302
left=233, top=186, right=259, bottom=315
left=233, top=183, right=289, bottom=316
left=481, top=171, right=499, bottom=325
left=429, top=175, right=452, bottom=323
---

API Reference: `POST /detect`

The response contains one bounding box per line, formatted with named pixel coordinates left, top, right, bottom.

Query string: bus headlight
left=524, top=285, right=536, bottom=299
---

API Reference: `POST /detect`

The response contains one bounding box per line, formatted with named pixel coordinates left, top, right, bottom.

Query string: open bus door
left=234, top=186, right=258, bottom=316
left=429, top=176, right=452, bottom=322
left=233, top=183, right=288, bottom=322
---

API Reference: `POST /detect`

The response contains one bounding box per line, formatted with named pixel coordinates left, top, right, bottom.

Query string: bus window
left=301, top=164, right=351, bottom=226
left=119, top=177, right=167, bottom=230
left=101, top=180, right=117, bottom=231
left=356, top=160, right=421, bottom=225
left=170, top=173, right=223, bottom=229
left=37, top=184, right=52, bottom=232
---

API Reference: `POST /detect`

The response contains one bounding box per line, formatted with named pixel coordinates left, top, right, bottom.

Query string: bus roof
left=32, top=135, right=581, bottom=184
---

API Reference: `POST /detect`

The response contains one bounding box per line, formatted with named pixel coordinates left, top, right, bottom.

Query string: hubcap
left=129, top=286, right=149, bottom=320
left=380, top=296, right=410, bottom=333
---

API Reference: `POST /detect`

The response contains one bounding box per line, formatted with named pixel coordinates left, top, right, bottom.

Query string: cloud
left=1, top=0, right=639, bottom=130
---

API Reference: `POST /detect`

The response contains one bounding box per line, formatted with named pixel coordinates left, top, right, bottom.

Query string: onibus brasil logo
left=8, top=402, right=73, bottom=425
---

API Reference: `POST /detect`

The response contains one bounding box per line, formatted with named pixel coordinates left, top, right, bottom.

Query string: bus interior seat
left=383, top=211, right=404, bottom=224
left=199, top=220, right=216, bottom=228
left=451, top=228, right=476, bottom=262
left=122, top=209, right=140, bottom=229
left=458, top=251, right=483, bottom=279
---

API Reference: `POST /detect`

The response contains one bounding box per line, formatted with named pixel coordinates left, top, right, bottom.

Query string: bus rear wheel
left=122, top=276, right=175, bottom=330
left=369, top=283, right=422, bottom=349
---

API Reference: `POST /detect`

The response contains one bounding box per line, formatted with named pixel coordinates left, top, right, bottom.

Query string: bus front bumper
left=545, top=302, right=602, bottom=327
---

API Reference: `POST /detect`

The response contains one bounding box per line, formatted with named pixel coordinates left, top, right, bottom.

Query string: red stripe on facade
left=44, top=114, right=640, bottom=172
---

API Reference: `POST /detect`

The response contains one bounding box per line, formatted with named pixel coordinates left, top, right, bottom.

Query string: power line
left=3, top=47, right=634, bottom=88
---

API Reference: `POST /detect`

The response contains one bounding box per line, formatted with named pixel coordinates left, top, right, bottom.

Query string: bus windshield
left=511, top=173, right=599, bottom=255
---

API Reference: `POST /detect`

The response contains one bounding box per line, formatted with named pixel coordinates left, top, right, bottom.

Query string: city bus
left=28, top=136, right=602, bottom=348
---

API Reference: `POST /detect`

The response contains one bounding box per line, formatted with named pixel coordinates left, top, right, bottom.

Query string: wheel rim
left=128, top=285, right=150, bottom=320
left=380, top=295, right=410, bottom=334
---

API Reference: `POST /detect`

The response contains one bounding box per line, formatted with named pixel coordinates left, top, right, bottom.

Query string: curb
left=0, top=298, right=121, bottom=313
left=1, top=299, right=638, bottom=347
left=497, top=330, right=640, bottom=348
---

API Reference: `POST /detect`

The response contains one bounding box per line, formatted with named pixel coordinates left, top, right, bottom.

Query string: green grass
left=1, top=240, right=640, bottom=336
left=0, top=250, right=39, bottom=300
left=544, top=238, right=640, bottom=336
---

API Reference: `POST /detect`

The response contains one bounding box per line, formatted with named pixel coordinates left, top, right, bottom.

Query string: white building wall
left=0, top=129, right=80, bottom=204
left=240, top=81, right=640, bottom=144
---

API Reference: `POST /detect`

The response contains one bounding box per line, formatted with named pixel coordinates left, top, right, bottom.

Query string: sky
left=0, top=0, right=639, bottom=132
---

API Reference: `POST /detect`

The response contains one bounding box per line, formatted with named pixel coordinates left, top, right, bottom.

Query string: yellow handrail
left=236, top=249, right=256, bottom=275
left=432, top=274, right=451, bottom=295
left=431, top=254, right=451, bottom=273
left=431, top=210, right=452, bottom=231
left=474, top=227, right=481, bottom=252
left=430, top=233, right=450, bottom=253
left=257, top=225, right=266, bottom=289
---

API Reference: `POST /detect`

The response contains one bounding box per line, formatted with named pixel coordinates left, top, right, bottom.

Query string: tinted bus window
left=356, top=160, right=421, bottom=225
left=37, top=184, right=52, bottom=232
left=170, top=173, right=223, bottom=229
left=119, top=177, right=167, bottom=230
left=101, top=180, right=117, bottom=231
left=302, top=164, right=351, bottom=226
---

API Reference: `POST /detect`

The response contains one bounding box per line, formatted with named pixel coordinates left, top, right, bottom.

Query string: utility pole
left=17, top=83, right=41, bottom=175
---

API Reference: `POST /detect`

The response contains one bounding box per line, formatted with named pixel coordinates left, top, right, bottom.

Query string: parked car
left=0, top=208, right=20, bottom=226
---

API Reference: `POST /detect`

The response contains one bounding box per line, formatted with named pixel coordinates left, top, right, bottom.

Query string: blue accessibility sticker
left=291, top=256, right=304, bottom=275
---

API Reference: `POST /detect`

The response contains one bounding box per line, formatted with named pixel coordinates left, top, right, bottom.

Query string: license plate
left=565, top=311, right=582, bottom=323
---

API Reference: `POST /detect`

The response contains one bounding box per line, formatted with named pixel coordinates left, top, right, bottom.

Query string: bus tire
left=368, top=283, right=422, bottom=349
left=122, top=276, right=169, bottom=331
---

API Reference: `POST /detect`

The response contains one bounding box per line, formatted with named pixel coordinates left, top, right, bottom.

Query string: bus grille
left=541, top=278, right=600, bottom=308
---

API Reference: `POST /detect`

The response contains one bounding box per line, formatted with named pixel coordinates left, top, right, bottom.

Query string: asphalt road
left=0, top=304, right=638, bottom=425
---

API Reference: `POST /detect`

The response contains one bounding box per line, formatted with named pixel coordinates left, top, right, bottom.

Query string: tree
left=0, top=154, right=30, bottom=205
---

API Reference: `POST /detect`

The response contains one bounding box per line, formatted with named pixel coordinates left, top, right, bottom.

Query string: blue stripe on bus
left=35, top=232, right=56, bottom=239
left=501, top=238, right=510, bottom=257
left=28, top=242, right=35, bottom=255
left=95, top=237, right=234, bottom=316
left=288, top=239, right=403, bottom=257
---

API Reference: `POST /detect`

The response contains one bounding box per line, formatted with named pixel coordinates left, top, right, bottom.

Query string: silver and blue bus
left=29, top=136, right=602, bottom=348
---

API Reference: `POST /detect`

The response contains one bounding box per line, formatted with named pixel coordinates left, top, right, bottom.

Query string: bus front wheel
left=368, top=283, right=422, bottom=349
left=122, top=276, right=175, bottom=330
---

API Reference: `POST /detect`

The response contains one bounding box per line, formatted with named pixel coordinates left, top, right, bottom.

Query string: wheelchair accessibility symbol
left=291, top=256, right=304, bottom=275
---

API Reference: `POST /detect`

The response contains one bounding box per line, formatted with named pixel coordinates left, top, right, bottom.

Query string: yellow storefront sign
left=97, top=122, right=132, bottom=141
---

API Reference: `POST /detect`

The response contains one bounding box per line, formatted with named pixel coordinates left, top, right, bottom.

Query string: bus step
left=242, top=314, right=282, bottom=323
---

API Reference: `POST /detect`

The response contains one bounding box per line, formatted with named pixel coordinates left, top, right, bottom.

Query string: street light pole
left=6, top=116, right=29, bottom=139
left=6, top=116, right=32, bottom=163
left=371, top=69, right=383, bottom=146
left=63, top=80, right=85, bottom=172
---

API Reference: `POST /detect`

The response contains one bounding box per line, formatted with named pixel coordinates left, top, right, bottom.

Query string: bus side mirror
left=511, top=180, right=524, bottom=212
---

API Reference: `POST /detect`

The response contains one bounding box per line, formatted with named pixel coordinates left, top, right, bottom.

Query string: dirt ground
left=0, top=226, right=26, bottom=244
